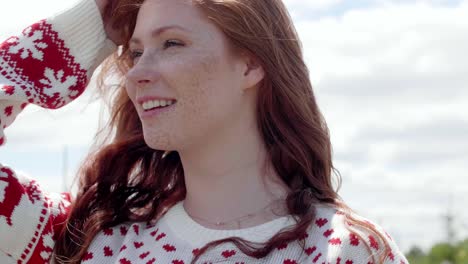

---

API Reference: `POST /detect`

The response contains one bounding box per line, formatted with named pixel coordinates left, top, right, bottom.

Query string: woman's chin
left=143, top=133, right=173, bottom=151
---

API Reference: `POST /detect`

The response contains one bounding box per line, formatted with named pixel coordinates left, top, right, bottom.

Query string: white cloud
left=289, top=1, right=468, bottom=252
left=0, top=0, right=77, bottom=32
left=295, top=2, right=468, bottom=81
left=284, top=0, right=343, bottom=11
left=4, top=87, right=105, bottom=151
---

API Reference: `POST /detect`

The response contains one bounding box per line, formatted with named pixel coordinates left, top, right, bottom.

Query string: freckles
left=142, top=49, right=228, bottom=150
left=179, top=51, right=221, bottom=122
left=142, top=122, right=172, bottom=149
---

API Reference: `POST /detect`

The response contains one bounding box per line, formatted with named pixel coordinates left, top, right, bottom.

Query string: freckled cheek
left=166, top=56, right=225, bottom=134
left=165, top=57, right=220, bottom=109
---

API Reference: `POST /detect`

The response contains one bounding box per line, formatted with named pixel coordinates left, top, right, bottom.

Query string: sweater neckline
left=159, top=200, right=295, bottom=248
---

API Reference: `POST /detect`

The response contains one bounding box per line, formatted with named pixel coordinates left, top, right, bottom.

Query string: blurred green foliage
left=406, top=239, right=468, bottom=264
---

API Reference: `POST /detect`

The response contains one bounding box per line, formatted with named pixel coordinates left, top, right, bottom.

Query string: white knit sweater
left=0, top=0, right=408, bottom=263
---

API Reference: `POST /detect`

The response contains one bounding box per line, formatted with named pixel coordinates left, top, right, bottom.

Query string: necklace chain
left=183, top=198, right=287, bottom=228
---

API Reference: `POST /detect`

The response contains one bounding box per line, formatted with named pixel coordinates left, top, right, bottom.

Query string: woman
left=0, top=0, right=408, bottom=263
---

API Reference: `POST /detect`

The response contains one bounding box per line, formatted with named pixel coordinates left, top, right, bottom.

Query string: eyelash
left=164, top=40, right=184, bottom=49
left=129, top=40, right=184, bottom=60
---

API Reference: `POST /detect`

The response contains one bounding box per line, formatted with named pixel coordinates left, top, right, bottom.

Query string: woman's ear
left=241, top=53, right=265, bottom=92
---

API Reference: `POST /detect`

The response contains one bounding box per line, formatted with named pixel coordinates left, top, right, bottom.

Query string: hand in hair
left=94, top=0, right=124, bottom=45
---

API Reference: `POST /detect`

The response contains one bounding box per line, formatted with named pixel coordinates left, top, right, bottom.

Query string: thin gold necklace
left=183, top=198, right=287, bottom=228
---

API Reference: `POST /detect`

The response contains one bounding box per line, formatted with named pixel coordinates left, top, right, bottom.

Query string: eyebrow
left=129, top=25, right=191, bottom=44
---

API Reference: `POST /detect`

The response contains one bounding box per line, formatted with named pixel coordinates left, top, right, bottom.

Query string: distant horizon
left=1, top=0, right=467, bottom=253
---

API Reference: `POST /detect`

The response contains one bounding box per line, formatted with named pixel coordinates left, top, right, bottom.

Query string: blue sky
left=1, top=0, right=468, bottom=253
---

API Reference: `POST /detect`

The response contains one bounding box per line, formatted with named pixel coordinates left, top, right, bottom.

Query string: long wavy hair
left=54, top=0, right=391, bottom=263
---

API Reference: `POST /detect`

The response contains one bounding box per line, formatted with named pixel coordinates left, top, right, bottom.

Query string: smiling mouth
left=140, top=101, right=177, bottom=118
left=142, top=99, right=177, bottom=112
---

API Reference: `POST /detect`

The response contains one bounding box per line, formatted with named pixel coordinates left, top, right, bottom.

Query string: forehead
left=131, top=0, right=238, bottom=58
left=134, top=0, right=206, bottom=34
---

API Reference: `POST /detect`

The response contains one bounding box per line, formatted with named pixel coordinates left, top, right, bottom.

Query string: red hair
left=54, top=0, right=391, bottom=263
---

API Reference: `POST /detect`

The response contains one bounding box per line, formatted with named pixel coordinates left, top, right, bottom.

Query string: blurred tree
left=408, top=246, right=425, bottom=257
left=406, top=246, right=429, bottom=264
left=428, top=243, right=455, bottom=263
left=454, top=239, right=468, bottom=264
left=405, top=239, right=468, bottom=264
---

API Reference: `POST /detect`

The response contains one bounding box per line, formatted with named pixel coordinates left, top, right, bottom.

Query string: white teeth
left=142, top=99, right=175, bottom=110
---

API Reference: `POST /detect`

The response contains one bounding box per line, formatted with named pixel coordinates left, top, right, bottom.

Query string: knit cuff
left=47, top=0, right=117, bottom=77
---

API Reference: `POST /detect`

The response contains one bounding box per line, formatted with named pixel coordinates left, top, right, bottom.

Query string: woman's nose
left=126, top=60, right=160, bottom=87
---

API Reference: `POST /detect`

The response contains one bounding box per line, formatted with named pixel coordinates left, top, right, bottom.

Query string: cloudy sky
left=1, top=0, right=467, bottom=253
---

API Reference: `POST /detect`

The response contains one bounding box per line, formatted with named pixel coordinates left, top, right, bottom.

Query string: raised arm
left=0, top=0, right=117, bottom=262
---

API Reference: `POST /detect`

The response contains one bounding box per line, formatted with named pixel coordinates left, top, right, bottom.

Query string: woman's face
left=125, top=0, right=250, bottom=151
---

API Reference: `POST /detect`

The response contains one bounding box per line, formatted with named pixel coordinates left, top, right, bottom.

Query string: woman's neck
left=177, top=118, right=290, bottom=229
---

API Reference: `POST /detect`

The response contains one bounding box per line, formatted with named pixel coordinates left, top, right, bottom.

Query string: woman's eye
left=164, top=40, right=184, bottom=49
left=128, top=40, right=184, bottom=61
left=129, top=50, right=143, bottom=60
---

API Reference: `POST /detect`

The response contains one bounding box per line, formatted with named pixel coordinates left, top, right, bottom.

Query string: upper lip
left=136, top=96, right=177, bottom=105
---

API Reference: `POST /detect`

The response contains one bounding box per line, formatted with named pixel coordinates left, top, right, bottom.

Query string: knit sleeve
left=0, top=0, right=116, bottom=263
left=301, top=207, right=409, bottom=264
left=330, top=222, right=409, bottom=264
